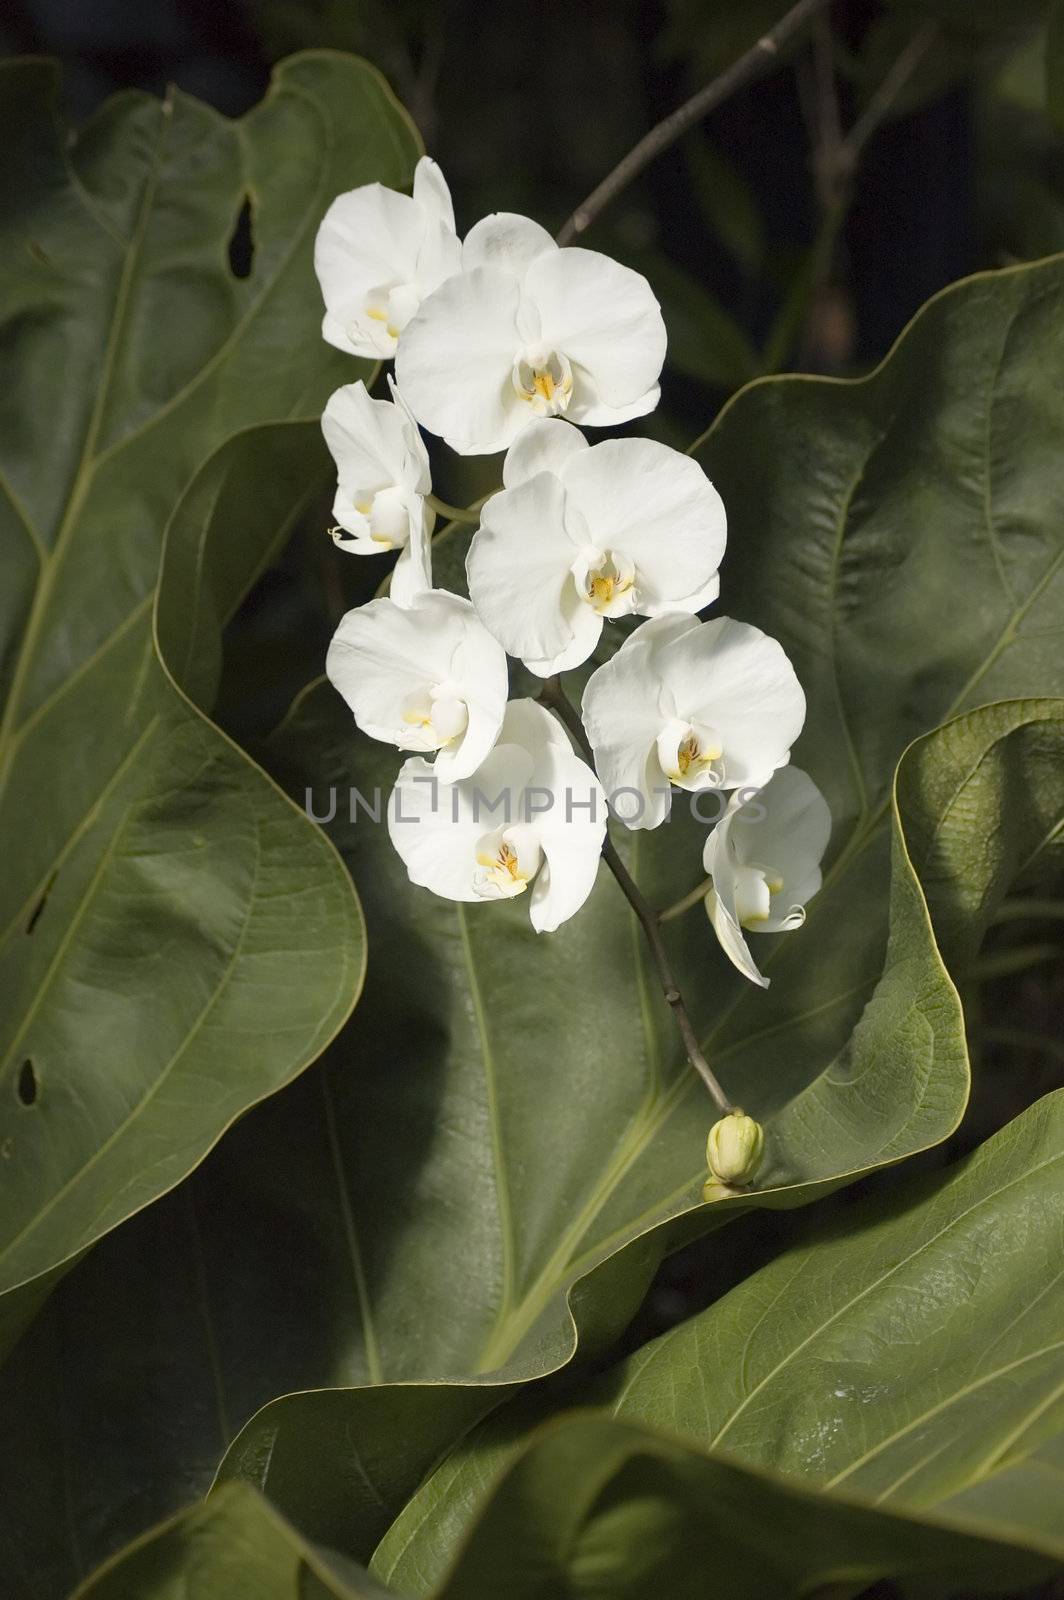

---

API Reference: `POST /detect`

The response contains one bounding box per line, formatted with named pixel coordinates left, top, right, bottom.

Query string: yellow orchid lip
left=472, top=823, right=545, bottom=903
left=656, top=717, right=725, bottom=788
left=476, top=842, right=523, bottom=880
left=475, top=840, right=532, bottom=897
left=581, top=550, right=636, bottom=616
left=366, top=305, right=400, bottom=340
left=674, top=732, right=723, bottom=777
left=512, top=347, right=574, bottom=417
left=398, top=685, right=469, bottom=750
left=534, top=369, right=555, bottom=403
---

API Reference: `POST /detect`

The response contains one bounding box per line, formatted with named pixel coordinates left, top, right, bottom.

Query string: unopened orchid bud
left=706, top=1110, right=764, bottom=1188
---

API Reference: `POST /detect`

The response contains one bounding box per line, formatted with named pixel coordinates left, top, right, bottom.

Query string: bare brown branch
left=555, top=0, right=832, bottom=246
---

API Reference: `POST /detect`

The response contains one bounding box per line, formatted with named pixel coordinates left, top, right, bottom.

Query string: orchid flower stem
left=602, top=835, right=734, bottom=1114
left=427, top=493, right=482, bottom=525
left=537, top=675, right=733, bottom=1114
left=660, top=876, right=714, bottom=925
left=555, top=0, right=831, bottom=245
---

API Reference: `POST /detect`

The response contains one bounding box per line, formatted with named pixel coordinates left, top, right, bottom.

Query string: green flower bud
left=706, top=1109, right=764, bottom=1188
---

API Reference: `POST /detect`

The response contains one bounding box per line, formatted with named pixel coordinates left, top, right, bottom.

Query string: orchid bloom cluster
left=316, top=157, right=831, bottom=981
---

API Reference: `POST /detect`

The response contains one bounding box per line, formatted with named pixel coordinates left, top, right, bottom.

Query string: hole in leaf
left=227, top=194, right=254, bottom=281
left=17, top=1060, right=37, bottom=1107
left=25, top=870, right=57, bottom=935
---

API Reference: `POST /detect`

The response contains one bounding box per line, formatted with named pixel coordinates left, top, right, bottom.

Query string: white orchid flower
left=702, top=766, right=831, bottom=988
left=322, top=377, right=434, bottom=607
left=394, top=214, right=666, bottom=454
left=581, top=613, right=806, bottom=830
left=326, top=591, right=507, bottom=783
left=388, top=699, right=606, bottom=932
left=315, top=157, right=461, bottom=358
left=465, top=419, right=725, bottom=676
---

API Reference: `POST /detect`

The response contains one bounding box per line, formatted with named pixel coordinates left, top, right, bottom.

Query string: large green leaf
left=0, top=1096, right=498, bottom=1597
left=377, top=1068, right=1064, bottom=1590
left=0, top=54, right=417, bottom=1334
left=74, top=1420, right=1062, bottom=1600
left=208, top=258, right=1064, bottom=1557
left=70, top=1484, right=393, bottom=1600
left=604, top=1084, right=1064, bottom=1551
left=432, top=1414, right=1061, bottom=1600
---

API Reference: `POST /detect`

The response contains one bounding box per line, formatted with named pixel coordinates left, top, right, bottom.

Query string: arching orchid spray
left=315, top=156, right=832, bottom=1188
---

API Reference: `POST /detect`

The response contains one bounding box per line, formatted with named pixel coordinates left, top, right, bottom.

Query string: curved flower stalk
left=314, top=156, right=461, bottom=357
left=326, top=591, right=508, bottom=783
left=702, top=766, right=831, bottom=987
left=321, top=378, right=433, bottom=606
left=395, top=215, right=666, bottom=453
left=388, top=699, right=606, bottom=933
left=466, top=419, right=726, bottom=675
left=582, top=613, right=806, bottom=828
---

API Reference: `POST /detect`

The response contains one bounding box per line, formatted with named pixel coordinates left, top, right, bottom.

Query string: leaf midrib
left=322, top=1067, right=383, bottom=1386
left=0, top=95, right=171, bottom=796
left=0, top=67, right=340, bottom=803
left=458, top=903, right=517, bottom=1357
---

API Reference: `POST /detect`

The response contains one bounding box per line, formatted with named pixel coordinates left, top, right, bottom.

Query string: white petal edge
left=462, top=212, right=556, bottom=277
left=412, top=156, right=455, bottom=231
left=527, top=740, right=607, bottom=932
left=389, top=743, right=536, bottom=903
left=705, top=887, right=769, bottom=988
left=502, top=417, right=589, bottom=489
left=467, top=473, right=583, bottom=664
left=395, top=266, right=525, bottom=454
left=525, top=246, right=667, bottom=407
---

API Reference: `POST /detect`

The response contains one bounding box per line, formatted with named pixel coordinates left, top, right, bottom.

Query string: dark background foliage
left=4, top=6, right=1062, bottom=1596
left=8, top=0, right=1048, bottom=722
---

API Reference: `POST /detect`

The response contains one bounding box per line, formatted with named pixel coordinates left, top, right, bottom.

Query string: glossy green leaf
left=70, top=1484, right=393, bottom=1600
left=378, top=1074, right=1064, bottom=1590
left=432, top=1415, right=1060, bottom=1600
left=370, top=700, right=1064, bottom=1586
left=0, top=53, right=417, bottom=1333
left=599, top=1084, right=1064, bottom=1553
left=71, top=1417, right=1062, bottom=1600
left=211, top=258, right=1064, bottom=1559
left=0, top=1139, right=496, bottom=1597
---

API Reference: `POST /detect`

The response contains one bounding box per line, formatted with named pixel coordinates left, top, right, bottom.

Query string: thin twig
left=538, top=677, right=733, bottom=1114
left=793, top=21, right=938, bottom=368
left=555, top=0, right=832, bottom=245
left=808, top=10, right=846, bottom=211
left=802, top=20, right=937, bottom=204
left=844, top=23, right=938, bottom=167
